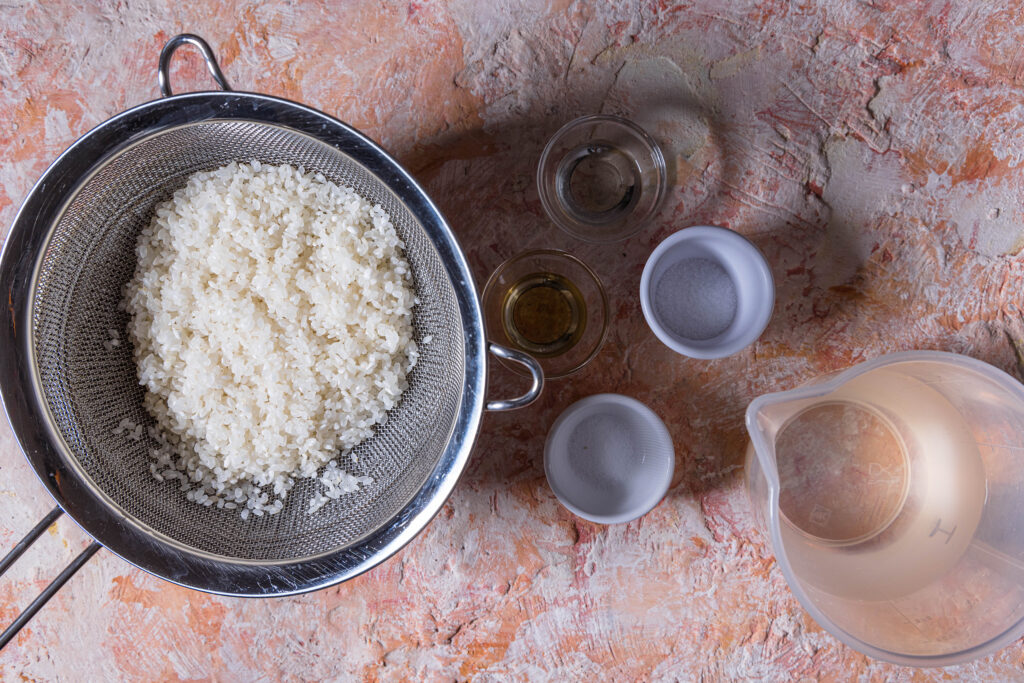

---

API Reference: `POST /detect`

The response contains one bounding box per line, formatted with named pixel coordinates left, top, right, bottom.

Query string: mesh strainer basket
left=0, top=35, right=542, bottom=643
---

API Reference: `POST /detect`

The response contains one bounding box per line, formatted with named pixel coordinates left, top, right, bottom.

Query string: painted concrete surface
left=3, top=0, right=1024, bottom=680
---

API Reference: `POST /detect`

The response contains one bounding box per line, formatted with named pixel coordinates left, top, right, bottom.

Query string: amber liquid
left=501, top=272, right=586, bottom=358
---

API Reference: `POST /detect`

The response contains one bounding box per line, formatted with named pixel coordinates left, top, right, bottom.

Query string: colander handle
left=158, top=34, right=232, bottom=97
left=486, top=343, right=544, bottom=411
left=0, top=506, right=101, bottom=649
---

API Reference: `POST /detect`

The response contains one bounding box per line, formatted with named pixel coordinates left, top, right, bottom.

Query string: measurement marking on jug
left=929, top=519, right=957, bottom=544
left=810, top=504, right=832, bottom=526
left=867, top=461, right=902, bottom=485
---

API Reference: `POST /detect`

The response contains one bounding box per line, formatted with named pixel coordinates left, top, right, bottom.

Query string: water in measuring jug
left=746, top=352, right=1024, bottom=663
left=771, top=367, right=986, bottom=601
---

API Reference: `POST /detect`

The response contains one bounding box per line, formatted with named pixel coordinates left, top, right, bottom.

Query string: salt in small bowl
left=640, top=225, right=774, bottom=359
left=544, top=394, right=674, bottom=524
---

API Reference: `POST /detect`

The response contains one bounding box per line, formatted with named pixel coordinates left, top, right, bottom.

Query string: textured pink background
left=4, top=1, right=1024, bottom=680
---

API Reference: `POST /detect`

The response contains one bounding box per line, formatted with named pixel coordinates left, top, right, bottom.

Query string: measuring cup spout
left=745, top=374, right=841, bottom=503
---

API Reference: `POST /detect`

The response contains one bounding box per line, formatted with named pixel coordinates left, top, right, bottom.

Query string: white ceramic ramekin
left=640, top=225, right=774, bottom=359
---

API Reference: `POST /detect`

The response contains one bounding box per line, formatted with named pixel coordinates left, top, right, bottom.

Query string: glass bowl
left=537, top=114, right=667, bottom=243
left=482, top=249, right=608, bottom=379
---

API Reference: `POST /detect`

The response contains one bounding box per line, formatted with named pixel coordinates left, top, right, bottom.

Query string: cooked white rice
left=122, top=160, right=418, bottom=517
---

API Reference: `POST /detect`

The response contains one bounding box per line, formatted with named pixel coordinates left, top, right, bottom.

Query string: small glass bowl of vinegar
left=537, top=115, right=667, bottom=243
left=482, top=250, right=609, bottom=379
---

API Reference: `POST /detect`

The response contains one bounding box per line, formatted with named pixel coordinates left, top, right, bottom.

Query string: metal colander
left=0, top=35, right=541, bottom=612
left=33, top=118, right=465, bottom=561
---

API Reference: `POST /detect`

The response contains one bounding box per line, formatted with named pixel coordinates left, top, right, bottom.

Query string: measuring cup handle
left=158, top=33, right=232, bottom=97
left=485, top=342, right=543, bottom=411
left=0, top=506, right=101, bottom=649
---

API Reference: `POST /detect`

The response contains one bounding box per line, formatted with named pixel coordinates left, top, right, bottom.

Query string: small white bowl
left=544, top=394, right=674, bottom=524
left=640, top=225, right=774, bottom=359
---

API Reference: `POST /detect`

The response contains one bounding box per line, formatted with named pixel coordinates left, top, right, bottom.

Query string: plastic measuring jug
left=745, top=350, right=1024, bottom=666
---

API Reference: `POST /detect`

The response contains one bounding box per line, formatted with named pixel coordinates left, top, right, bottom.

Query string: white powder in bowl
left=122, top=160, right=418, bottom=517
left=653, top=257, right=737, bottom=341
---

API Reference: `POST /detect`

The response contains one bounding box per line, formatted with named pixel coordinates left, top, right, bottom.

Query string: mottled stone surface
left=4, top=1, right=1024, bottom=680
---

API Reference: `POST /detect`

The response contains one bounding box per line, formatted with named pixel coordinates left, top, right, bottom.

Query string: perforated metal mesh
left=31, top=121, right=465, bottom=561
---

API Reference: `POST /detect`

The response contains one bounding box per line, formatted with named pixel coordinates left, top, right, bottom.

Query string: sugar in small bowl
left=544, top=394, right=675, bottom=524
left=640, top=226, right=774, bottom=359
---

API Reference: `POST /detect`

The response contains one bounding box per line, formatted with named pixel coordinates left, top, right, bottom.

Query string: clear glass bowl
left=482, top=249, right=608, bottom=379
left=537, top=115, right=667, bottom=243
